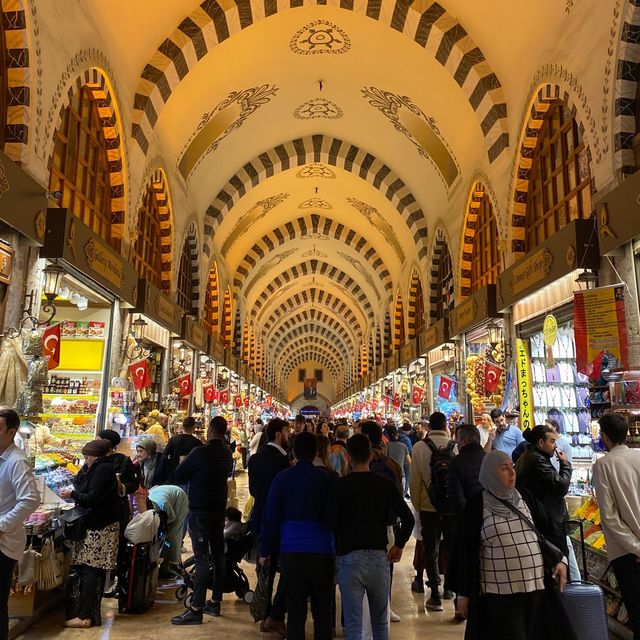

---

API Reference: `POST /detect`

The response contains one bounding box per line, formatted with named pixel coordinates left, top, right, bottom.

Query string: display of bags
left=37, top=538, right=64, bottom=591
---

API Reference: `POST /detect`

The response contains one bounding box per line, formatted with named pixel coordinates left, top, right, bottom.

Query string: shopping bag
left=125, top=509, right=160, bottom=544
left=249, top=559, right=270, bottom=622
left=18, top=545, right=40, bottom=586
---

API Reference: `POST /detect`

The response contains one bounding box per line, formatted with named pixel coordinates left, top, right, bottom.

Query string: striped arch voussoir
left=131, top=0, right=508, bottom=163
left=407, top=268, right=425, bottom=339
left=49, top=69, right=126, bottom=246
left=272, top=324, right=352, bottom=365
left=510, top=84, right=590, bottom=260
left=460, top=182, right=485, bottom=298
left=183, top=221, right=200, bottom=313
left=428, top=228, right=454, bottom=321
left=1, top=0, right=30, bottom=161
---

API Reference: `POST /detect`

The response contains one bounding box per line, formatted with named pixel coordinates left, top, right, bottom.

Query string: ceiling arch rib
left=248, top=262, right=378, bottom=322
left=271, top=325, right=353, bottom=369
left=131, top=0, right=509, bottom=163
left=273, top=331, right=351, bottom=370
left=262, top=298, right=364, bottom=342
left=276, top=339, right=347, bottom=378
left=233, top=213, right=394, bottom=302
left=267, top=309, right=359, bottom=354
left=281, top=354, right=340, bottom=382
left=201, top=135, right=429, bottom=270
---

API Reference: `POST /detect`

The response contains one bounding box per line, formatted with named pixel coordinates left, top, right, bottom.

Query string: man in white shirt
left=0, top=408, right=39, bottom=640
left=592, top=413, right=640, bottom=640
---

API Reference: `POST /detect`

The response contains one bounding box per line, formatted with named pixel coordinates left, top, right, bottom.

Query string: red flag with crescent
left=438, top=376, right=454, bottom=400
left=129, top=358, right=151, bottom=391
left=266, top=395, right=273, bottom=406
left=177, top=373, right=192, bottom=397
left=220, top=389, right=230, bottom=404
left=42, top=323, right=61, bottom=370
left=392, top=393, right=401, bottom=409
left=412, top=385, right=425, bottom=405
left=203, top=383, right=215, bottom=403
left=244, top=396, right=250, bottom=408
left=234, top=395, right=242, bottom=408
left=484, top=362, right=504, bottom=394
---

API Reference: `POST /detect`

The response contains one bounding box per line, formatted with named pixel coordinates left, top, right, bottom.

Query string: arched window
left=525, top=100, right=592, bottom=251
left=471, top=196, right=500, bottom=292
left=49, top=86, right=112, bottom=243
left=435, top=242, right=453, bottom=321
left=176, top=241, right=194, bottom=314
left=133, top=185, right=163, bottom=289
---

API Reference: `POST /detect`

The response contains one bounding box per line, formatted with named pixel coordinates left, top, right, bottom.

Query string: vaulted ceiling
left=40, top=0, right=618, bottom=401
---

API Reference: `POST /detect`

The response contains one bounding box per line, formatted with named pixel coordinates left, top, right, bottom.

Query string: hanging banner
left=515, top=339, right=533, bottom=431
left=234, top=395, right=242, bottom=408
left=574, top=285, right=628, bottom=379
left=484, top=362, right=504, bottom=394
left=129, top=358, right=151, bottom=391
left=203, top=383, right=215, bottom=403
left=411, top=385, right=425, bottom=405
left=42, top=323, right=61, bottom=370
left=220, top=388, right=230, bottom=404
left=437, top=376, right=454, bottom=400
left=177, top=373, right=192, bottom=397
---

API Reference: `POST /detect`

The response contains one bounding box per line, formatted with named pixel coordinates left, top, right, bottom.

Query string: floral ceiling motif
left=290, top=20, right=351, bottom=55
left=294, top=98, right=343, bottom=120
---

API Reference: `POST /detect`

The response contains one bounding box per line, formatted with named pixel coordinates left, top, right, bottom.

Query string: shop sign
left=419, top=317, right=449, bottom=353
left=515, top=338, right=533, bottom=431
left=183, top=316, right=208, bottom=351
left=543, top=314, right=558, bottom=367
left=134, top=279, right=182, bottom=335
left=450, top=285, right=497, bottom=337
left=0, top=150, right=48, bottom=245
left=508, top=247, right=553, bottom=296
left=400, top=340, right=417, bottom=366
left=574, top=284, right=629, bottom=378
left=0, top=242, right=13, bottom=284
left=42, top=209, right=138, bottom=305
left=208, top=335, right=226, bottom=362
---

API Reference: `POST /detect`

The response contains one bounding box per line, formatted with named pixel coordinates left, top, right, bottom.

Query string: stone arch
left=272, top=324, right=352, bottom=366
left=233, top=212, right=393, bottom=301
left=1, top=0, right=31, bottom=162
left=203, top=135, right=428, bottom=271
left=407, top=267, right=426, bottom=339
left=428, top=227, right=455, bottom=321
left=221, top=286, right=233, bottom=348
left=383, top=309, right=392, bottom=358
left=204, top=260, right=220, bottom=335
left=393, top=290, right=405, bottom=349
left=48, top=67, right=127, bottom=248
left=176, top=220, right=200, bottom=314
left=509, top=83, right=593, bottom=261
left=131, top=0, right=508, bottom=163
left=613, top=0, right=640, bottom=175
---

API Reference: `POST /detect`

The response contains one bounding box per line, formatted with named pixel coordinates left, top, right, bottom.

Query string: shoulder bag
left=59, top=506, right=91, bottom=542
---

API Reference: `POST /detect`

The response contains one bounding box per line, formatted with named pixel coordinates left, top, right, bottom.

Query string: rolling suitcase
left=118, top=541, right=160, bottom=614
left=560, top=519, right=609, bottom=639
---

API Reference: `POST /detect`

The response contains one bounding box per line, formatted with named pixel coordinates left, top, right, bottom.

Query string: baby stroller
left=175, top=532, right=254, bottom=606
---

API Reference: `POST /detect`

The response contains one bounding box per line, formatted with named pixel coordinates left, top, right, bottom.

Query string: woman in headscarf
left=135, top=438, right=174, bottom=489
left=59, top=438, right=120, bottom=628
left=447, top=450, right=575, bottom=640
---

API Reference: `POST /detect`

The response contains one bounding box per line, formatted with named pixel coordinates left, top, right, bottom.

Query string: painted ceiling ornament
left=293, top=98, right=343, bottom=120
left=244, top=248, right=299, bottom=294
left=177, top=84, right=279, bottom=180
left=337, top=251, right=377, bottom=293
left=361, top=86, right=460, bottom=189
left=299, top=197, right=332, bottom=209
left=296, top=163, right=336, bottom=179
left=302, top=244, right=328, bottom=258
left=290, top=20, right=351, bottom=55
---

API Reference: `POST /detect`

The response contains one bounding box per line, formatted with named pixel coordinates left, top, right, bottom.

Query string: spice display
left=27, top=358, right=49, bottom=386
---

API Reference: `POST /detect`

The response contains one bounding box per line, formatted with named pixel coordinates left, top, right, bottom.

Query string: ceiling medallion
left=177, top=84, right=278, bottom=180
left=299, top=198, right=332, bottom=209
left=290, top=20, right=351, bottom=55
left=361, top=87, right=460, bottom=189
left=293, top=98, right=343, bottom=120
left=296, top=163, right=336, bottom=179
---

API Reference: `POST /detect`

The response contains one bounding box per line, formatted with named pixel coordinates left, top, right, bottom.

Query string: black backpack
left=426, top=439, right=455, bottom=513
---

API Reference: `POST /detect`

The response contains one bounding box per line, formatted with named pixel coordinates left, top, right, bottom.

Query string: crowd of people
left=0, top=406, right=639, bottom=640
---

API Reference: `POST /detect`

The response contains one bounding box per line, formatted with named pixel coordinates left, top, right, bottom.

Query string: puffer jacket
left=515, top=447, right=572, bottom=553
left=447, top=441, right=485, bottom=521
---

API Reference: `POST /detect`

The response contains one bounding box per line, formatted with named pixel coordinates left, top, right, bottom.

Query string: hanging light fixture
left=575, top=269, right=598, bottom=289
left=131, top=316, right=148, bottom=344
left=486, top=319, right=502, bottom=350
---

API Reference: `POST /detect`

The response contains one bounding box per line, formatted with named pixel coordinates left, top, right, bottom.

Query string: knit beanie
left=81, top=438, right=112, bottom=457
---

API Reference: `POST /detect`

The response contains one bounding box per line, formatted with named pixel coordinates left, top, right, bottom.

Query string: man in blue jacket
left=260, top=431, right=336, bottom=640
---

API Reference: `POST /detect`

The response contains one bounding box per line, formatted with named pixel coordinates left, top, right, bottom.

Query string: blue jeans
left=188, top=510, right=225, bottom=608
left=337, top=550, right=390, bottom=640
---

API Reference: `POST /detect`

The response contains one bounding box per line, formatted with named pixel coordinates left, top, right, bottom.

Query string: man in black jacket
left=447, top=424, right=485, bottom=522
left=515, top=424, right=572, bottom=556
left=164, top=417, right=203, bottom=466
left=247, top=418, right=290, bottom=636
left=171, top=416, right=233, bottom=625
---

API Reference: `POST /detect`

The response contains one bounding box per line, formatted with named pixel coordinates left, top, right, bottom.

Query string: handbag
left=59, top=506, right=90, bottom=542
left=250, top=559, right=271, bottom=622
left=491, top=494, right=564, bottom=572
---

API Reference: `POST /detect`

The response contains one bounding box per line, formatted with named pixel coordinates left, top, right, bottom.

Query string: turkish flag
left=234, top=395, right=242, bottom=408
left=412, top=385, right=425, bottom=405
left=129, top=358, right=151, bottom=390
left=244, top=396, right=250, bottom=408
left=438, top=376, right=454, bottom=399
left=177, top=373, right=192, bottom=397
left=392, top=393, right=401, bottom=408
left=220, top=389, right=230, bottom=404
left=484, top=362, right=504, bottom=393
left=203, top=383, right=215, bottom=403
left=266, top=395, right=273, bottom=406
left=42, top=323, right=61, bottom=370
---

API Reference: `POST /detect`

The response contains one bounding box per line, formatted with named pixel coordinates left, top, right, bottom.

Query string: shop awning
left=0, top=150, right=48, bottom=245
left=41, top=208, right=138, bottom=306
left=496, top=218, right=599, bottom=311
left=597, top=171, right=640, bottom=255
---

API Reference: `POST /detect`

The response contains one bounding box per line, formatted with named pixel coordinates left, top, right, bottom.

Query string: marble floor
left=15, top=472, right=466, bottom=640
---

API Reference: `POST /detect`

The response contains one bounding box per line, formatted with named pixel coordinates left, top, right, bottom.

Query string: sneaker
left=389, top=609, right=401, bottom=622
left=171, top=608, right=203, bottom=625
left=411, top=578, right=424, bottom=594
left=425, top=597, right=443, bottom=612
left=443, top=590, right=455, bottom=600
left=203, top=600, right=221, bottom=617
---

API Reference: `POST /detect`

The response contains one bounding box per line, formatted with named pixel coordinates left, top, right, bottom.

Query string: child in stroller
left=176, top=507, right=254, bottom=606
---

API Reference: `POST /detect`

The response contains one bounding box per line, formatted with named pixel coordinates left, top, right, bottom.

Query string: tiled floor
left=15, top=472, right=466, bottom=640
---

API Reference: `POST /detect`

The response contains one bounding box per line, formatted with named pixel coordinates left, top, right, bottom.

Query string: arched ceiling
left=70, top=0, right=526, bottom=403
